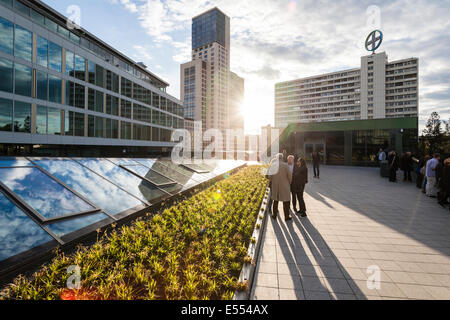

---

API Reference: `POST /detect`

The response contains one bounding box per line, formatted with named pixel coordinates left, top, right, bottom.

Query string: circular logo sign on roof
left=365, top=30, right=383, bottom=53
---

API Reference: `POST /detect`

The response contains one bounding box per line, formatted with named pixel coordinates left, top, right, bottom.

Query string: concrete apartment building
left=181, top=7, right=244, bottom=134
left=0, top=0, right=185, bottom=157
left=275, top=52, right=419, bottom=128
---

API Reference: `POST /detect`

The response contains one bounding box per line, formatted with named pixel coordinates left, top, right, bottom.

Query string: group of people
left=378, top=149, right=418, bottom=183
left=417, top=153, right=450, bottom=208
left=378, top=148, right=450, bottom=209
left=265, top=150, right=318, bottom=221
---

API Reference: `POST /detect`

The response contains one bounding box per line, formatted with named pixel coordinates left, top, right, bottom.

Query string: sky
left=43, top=0, right=450, bottom=134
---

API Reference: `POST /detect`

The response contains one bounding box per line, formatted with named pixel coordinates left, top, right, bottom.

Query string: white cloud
left=112, top=0, right=450, bottom=133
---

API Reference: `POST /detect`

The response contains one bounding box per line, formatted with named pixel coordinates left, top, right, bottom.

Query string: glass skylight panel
left=0, top=191, right=53, bottom=262
left=0, top=157, right=34, bottom=167
left=75, top=158, right=169, bottom=204
left=135, top=159, right=200, bottom=188
left=46, top=212, right=111, bottom=239
left=32, top=159, right=144, bottom=215
left=121, top=164, right=176, bottom=186
left=181, top=163, right=210, bottom=173
left=0, top=167, right=95, bottom=221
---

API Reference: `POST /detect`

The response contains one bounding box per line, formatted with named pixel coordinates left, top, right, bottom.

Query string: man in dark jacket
left=388, top=151, right=400, bottom=182
left=291, top=157, right=308, bottom=217
left=438, top=159, right=450, bottom=207
left=312, top=151, right=321, bottom=179
left=401, top=152, right=413, bottom=182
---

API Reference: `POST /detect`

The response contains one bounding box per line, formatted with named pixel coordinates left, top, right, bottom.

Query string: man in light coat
left=267, top=153, right=293, bottom=221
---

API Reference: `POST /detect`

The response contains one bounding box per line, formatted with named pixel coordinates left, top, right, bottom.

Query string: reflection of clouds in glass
left=47, top=213, right=110, bottom=238
left=0, top=158, right=33, bottom=167
left=0, top=167, right=93, bottom=219
left=0, top=192, right=52, bottom=262
left=34, top=159, right=143, bottom=215
left=77, top=159, right=165, bottom=203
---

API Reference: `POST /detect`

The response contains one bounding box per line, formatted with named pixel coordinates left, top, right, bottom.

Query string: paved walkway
left=251, top=166, right=450, bottom=300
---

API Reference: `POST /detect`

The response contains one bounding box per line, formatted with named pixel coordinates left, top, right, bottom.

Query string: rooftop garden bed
left=1, top=165, right=267, bottom=300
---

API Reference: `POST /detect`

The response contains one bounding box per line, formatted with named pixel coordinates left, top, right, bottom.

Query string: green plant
left=1, top=166, right=268, bottom=301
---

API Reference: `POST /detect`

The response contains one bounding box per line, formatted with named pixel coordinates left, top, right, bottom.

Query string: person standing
left=401, top=152, right=413, bottom=182
left=312, top=151, right=321, bottom=179
left=438, top=159, right=450, bottom=207
left=388, top=151, right=399, bottom=182
left=265, top=158, right=275, bottom=215
left=287, top=155, right=296, bottom=211
left=267, top=153, right=293, bottom=221
left=282, top=149, right=288, bottom=163
left=377, top=148, right=386, bottom=166
left=426, top=154, right=441, bottom=197
left=292, top=157, right=308, bottom=217
left=421, top=155, right=431, bottom=193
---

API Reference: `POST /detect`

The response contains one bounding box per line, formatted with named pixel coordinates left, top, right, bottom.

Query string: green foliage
left=0, top=166, right=267, bottom=300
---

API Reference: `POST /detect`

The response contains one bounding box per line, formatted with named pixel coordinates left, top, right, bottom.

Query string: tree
left=422, top=112, right=444, bottom=155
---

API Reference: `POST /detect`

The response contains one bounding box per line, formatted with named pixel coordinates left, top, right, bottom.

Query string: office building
left=275, top=52, right=419, bottom=128
left=229, top=71, right=244, bottom=131
left=0, top=0, right=184, bottom=157
left=181, top=7, right=244, bottom=134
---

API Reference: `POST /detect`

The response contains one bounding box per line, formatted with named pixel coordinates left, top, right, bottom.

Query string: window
left=74, top=55, right=85, bottom=81
left=121, top=77, right=132, bottom=98
left=106, top=95, right=119, bottom=116
left=36, top=36, right=48, bottom=67
left=106, top=70, right=120, bottom=94
left=14, top=63, right=32, bottom=97
left=36, top=105, right=62, bottom=135
left=152, top=93, right=160, bottom=108
left=48, top=42, right=62, bottom=72
left=14, top=25, right=32, bottom=61
left=0, top=97, right=12, bottom=132
left=45, top=17, right=58, bottom=33
left=0, top=57, right=13, bottom=93
left=106, top=118, right=117, bottom=139
left=0, top=0, right=12, bottom=8
left=0, top=16, right=14, bottom=55
left=36, top=71, right=48, bottom=101
left=88, top=88, right=95, bottom=111
left=65, top=111, right=84, bottom=136
left=95, top=64, right=104, bottom=87
left=30, top=9, right=45, bottom=25
left=36, top=105, right=47, bottom=134
left=88, top=60, right=95, bottom=84
left=88, top=115, right=104, bottom=138
left=13, top=101, right=31, bottom=133
left=152, top=127, right=159, bottom=141
left=48, top=75, right=62, bottom=103
left=48, top=107, right=62, bottom=135
left=13, top=0, right=29, bottom=16
left=65, top=80, right=74, bottom=106
left=65, top=50, right=75, bottom=76
left=74, top=83, right=85, bottom=109
left=160, top=97, right=167, bottom=111
left=95, top=91, right=104, bottom=113
left=120, top=100, right=132, bottom=119
left=121, top=121, right=131, bottom=140
left=95, top=117, right=103, bottom=138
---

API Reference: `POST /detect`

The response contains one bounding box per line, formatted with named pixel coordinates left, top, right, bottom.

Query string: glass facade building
left=192, top=7, right=226, bottom=50
left=278, top=117, right=419, bottom=167
left=0, top=0, right=184, bottom=157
